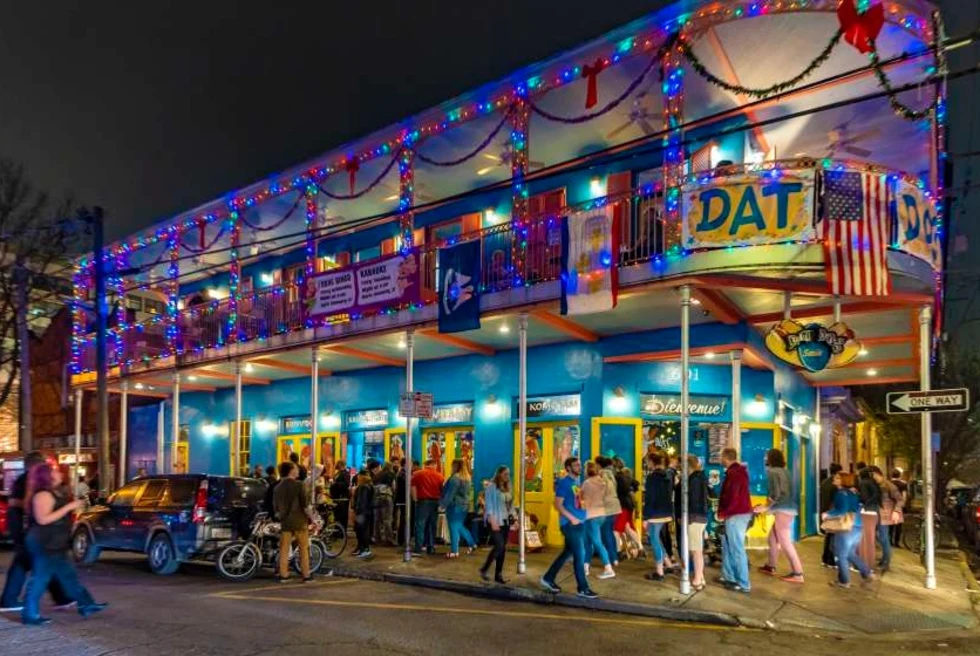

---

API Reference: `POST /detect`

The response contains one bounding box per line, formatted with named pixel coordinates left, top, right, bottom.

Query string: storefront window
left=363, top=431, right=385, bottom=464
left=552, top=425, right=580, bottom=482
left=524, top=428, right=543, bottom=493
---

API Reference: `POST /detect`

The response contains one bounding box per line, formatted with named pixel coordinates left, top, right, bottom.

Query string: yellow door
left=276, top=435, right=313, bottom=469
left=421, top=428, right=475, bottom=477
left=315, top=432, right=343, bottom=477
left=514, top=422, right=580, bottom=546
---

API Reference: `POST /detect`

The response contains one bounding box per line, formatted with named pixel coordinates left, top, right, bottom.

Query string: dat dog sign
left=765, top=319, right=861, bottom=373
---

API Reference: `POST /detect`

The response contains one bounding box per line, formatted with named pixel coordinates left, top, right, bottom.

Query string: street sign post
left=399, top=391, right=434, bottom=419
left=886, top=388, right=970, bottom=415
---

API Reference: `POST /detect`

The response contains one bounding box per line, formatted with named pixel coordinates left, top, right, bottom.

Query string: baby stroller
left=704, top=498, right=724, bottom=566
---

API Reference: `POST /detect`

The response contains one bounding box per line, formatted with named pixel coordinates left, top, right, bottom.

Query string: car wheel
left=147, top=533, right=180, bottom=575
left=72, top=527, right=101, bottom=565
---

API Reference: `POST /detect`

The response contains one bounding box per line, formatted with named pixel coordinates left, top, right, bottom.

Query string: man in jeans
left=820, top=463, right=843, bottom=567
left=540, top=458, right=598, bottom=599
left=717, top=447, right=753, bottom=594
left=273, top=461, right=313, bottom=582
left=0, top=451, right=74, bottom=612
left=412, top=459, right=444, bottom=554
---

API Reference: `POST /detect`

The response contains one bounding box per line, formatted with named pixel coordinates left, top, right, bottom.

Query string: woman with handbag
left=823, top=472, right=874, bottom=588
left=874, top=466, right=903, bottom=571
left=479, top=466, right=514, bottom=584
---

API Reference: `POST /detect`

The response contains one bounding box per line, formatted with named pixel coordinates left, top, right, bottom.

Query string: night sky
left=0, top=0, right=667, bottom=241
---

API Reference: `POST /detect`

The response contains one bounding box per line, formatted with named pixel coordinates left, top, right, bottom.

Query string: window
left=285, top=264, right=305, bottom=304
left=355, top=246, right=381, bottom=262
left=230, top=420, right=252, bottom=477
left=143, top=298, right=167, bottom=315
left=168, top=478, right=200, bottom=505
left=136, top=479, right=167, bottom=508
left=125, top=295, right=143, bottom=311
left=109, top=481, right=144, bottom=507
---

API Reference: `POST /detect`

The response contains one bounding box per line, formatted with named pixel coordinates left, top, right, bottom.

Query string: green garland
left=678, top=29, right=844, bottom=99
left=680, top=24, right=940, bottom=123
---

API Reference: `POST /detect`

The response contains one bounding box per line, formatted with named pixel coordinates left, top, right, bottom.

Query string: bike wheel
left=292, top=539, right=324, bottom=575
left=902, top=518, right=922, bottom=553
left=216, top=542, right=262, bottom=582
left=320, top=522, right=348, bottom=559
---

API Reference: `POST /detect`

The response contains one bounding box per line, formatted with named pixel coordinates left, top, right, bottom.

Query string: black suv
left=72, top=474, right=266, bottom=575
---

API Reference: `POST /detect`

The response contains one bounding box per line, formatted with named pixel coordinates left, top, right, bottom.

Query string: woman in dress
left=22, top=462, right=107, bottom=625
left=479, top=466, right=514, bottom=584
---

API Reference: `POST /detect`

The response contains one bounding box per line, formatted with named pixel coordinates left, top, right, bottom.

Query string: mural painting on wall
left=389, top=434, right=404, bottom=463
left=426, top=433, right=446, bottom=475
left=552, top=425, right=580, bottom=484
left=524, top=429, right=543, bottom=493
left=455, top=431, right=474, bottom=476
left=765, top=319, right=861, bottom=372
left=682, top=168, right=816, bottom=249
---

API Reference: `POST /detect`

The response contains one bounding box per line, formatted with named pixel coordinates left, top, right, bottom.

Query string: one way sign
left=887, top=388, right=970, bottom=415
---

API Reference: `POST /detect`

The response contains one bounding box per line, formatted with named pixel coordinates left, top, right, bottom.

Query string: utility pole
left=15, top=255, right=31, bottom=453
left=89, top=207, right=111, bottom=495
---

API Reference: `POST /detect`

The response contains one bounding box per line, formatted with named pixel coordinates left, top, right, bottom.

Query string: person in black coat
left=643, top=453, right=674, bottom=580
left=820, top=463, right=843, bottom=567
left=686, top=455, right=713, bottom=590
left=263, top=466, right=279, bottom=518
left=329, top=461, right=351, bottom=531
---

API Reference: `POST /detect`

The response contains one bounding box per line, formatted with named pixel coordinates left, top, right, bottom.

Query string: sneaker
left=780, top=573, right=804, bottom=584
left=22, top=616, right=52, bottom=626
left=78, top=602, right=108, bottom=619
left=479, top=569, right=490, bottom=583
left=301, top=577, right=315, bottom=583
left=539, top=577, right=561, bottom=593
left=726, top=583, right=751, bottom=594
left=820, top=562, right=835, bottom=569
left=577, top=589, right=599, bottom=599
left=832, top=581, right=852, bottom=589
left=644, top=571, right=665, bottom=582
left=53, top=601, right=77, bottom=611
left=598, top=568, right=616, bottom=580
left=758, top=565, right=777, bottom=576
left=713, top=575, right=731, bottom=585
left=0, top=605, right=24, bottom=613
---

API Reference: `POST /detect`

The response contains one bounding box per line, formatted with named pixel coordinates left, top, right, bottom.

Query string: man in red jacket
left=717, top=448, right=753, bottom=593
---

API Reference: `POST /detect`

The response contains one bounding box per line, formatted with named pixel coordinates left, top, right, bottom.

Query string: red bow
left=837, top=0, right=884, bottom=54
left=345, top=159, right=360, bottom=195
left=581, top=57, right=607, bottom=109
left=196, top=217, right=207, bottom=249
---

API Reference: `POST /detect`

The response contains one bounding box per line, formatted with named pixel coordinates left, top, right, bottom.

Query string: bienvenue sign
left=640, top=393, right=728, bottom=418
left=307, top=252, right=420, bottom=318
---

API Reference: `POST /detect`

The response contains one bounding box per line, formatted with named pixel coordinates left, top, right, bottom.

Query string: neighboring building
left=71, top=1, right=946, bottom=543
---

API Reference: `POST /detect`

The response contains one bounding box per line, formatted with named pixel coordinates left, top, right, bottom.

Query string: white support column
left=730, top=350, right=742, bottom=453
left=156, top=401, right=165, bottom=475
left=517, top=312, right=529, bottom=575
left=679, top=285, right=692, bottom=596
left=73, top=389, right=83, bottom=488
left=310, top=348, right=320, bottom=499
left=119, top=381, right=129, bottom=485
left=171, top=371, right=180, bottom=474
left=920, top=304, right=937, bottom=589
left=234, top=361, right=243, bottom=476
left=403, top=329, right=415, bottom=562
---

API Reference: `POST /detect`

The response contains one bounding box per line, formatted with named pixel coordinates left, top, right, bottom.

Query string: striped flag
left=820, top=171, right=891, bottom=296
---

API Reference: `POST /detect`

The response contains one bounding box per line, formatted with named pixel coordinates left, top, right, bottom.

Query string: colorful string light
left=510, top=91, right=530, bottom=287
left=661, top=35, right=685, bottom=246
left=227, top=210, right=241, bottom=344
left=304, top=185, right=318, bottom=328
left=166, top=227, right=180, bottom=356
left=398, top=132, right=417, bottom=253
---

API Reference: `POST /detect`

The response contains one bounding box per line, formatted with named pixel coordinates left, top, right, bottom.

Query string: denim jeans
left=834, top=526, right=871, bottom=585
left=877, top=520, right=892, bottom=567
left=481, top=525, right=509, bottom=578
left=601, top=515, right=618, bottom=563
left=415, top=499, right=439, bottom=552
left=721, top=513, right=752, bottom=591
left=22, top=535, right=94, bottom=621
left=543, top=522, right=589, bottom=594
left=646, top=521, right=666, bottom=565
left=0, top=544, right=72, bottom=608
left=447, top=506, right=475, bottom=553
left=585, top=517, right=610, bottom=566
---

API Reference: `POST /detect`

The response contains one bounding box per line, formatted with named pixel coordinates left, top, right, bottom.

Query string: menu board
left=308, top=252, right=420, bottom=318
left=707, top=423, right=732, bottom=465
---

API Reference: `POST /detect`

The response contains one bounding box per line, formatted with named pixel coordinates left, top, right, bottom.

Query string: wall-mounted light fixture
left=484, top=394, right=502, bottom=418
left=609, top=386, right=629, bottom=413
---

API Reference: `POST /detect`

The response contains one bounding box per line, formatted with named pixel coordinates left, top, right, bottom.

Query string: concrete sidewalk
left=327, top=536, right=979, bottom=635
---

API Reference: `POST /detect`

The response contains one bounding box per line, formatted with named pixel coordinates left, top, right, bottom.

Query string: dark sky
left=0, top=0, right=669, bottom=241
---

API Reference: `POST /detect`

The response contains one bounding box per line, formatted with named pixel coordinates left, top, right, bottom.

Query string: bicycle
left=901, top=511, right=945, bottom=563
left=314, top=502, right=348, bottom=559
left=216, top=512, right=325, bottom=582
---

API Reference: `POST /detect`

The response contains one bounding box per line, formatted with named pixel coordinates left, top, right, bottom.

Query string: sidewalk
left=327, top=536, right=979, bottom=635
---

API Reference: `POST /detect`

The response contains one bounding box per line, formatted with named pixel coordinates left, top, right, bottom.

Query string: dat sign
left=895, top=180, right=941, bottom=270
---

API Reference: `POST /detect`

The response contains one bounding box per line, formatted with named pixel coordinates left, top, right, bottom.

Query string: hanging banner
left=895, top=180, right=941, bottom=271
left=765, top=319, right=861, bottom=372
left=438, top=240, right=481, bottom=333
left=682, top=169, right=816, bottom=248
left=307, top=251, right=420, bottom=318
left=560, top=206, right=619, bottom=316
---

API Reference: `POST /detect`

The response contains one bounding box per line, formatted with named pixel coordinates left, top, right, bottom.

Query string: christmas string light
left=510, top=90, right=531, bottom=286
left=166, top=227, right=180, bottom=356
left=661, top=33, right=685, bottom=246
left=398, top=132, right=417, bottom=253
left=239, top=192, right=303, bottom=232
left=415, top=105, right=514, bottom=167
left=304, top=185, right=318, bottom=328
left=227, top=210, right=241, bottom=344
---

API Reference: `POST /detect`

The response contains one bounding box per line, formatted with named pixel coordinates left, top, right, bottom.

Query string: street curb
left=956, top=552, right=980, bottom=608
left=327, top=564, right=741, bottom=627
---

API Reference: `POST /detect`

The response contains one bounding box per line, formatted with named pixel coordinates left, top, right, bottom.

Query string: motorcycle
left=216, top=511, right=325, bottom=582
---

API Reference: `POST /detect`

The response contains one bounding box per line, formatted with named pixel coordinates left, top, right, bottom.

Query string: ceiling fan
left=824, top=122, right=881, bottom=158
left=606, top=88, right=658, bottom=140
left=476, top=143, right=544, bottom=176
left=383, top=180, right=435, bottom=203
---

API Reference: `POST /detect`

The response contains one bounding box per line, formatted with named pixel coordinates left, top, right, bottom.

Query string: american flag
left=821, top=171, right=891, bottom=296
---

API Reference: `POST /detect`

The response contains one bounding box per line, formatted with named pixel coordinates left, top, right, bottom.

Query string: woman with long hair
left=686, top=455, right=711, bottom=590
left=479, top=466, right=514, bottom=584
left=643, top=452, right=673, bottom=581
left=581, top=461, right=616, bottom=579
left=759, top=448, right=804, bottom=583
left=825, top=472, right=874, bottom=588
left=440, top=459, right=476, bottom=558
left=22, top=463, right=106, bottom=625
left=352, top=471, right=375, bottom=559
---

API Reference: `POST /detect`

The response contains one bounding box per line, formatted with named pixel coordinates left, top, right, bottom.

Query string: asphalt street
left=0, top=551, right=977, bottom=655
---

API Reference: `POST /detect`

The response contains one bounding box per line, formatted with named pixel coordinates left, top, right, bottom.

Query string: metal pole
left=403, top=329, right=415, bottom=562
left=517, top=312, right=528, bottom=575
left=156, top=401, right=165, bottom=475
left=15, top=259, right=32, bottom=453
left=310, top=349, right=319, bottom=499
left=679, top=285, right=691, bottom=595
left=171, top=370, right=180, bottom=474
left=234, top=361, right=243, bottom=476
left=93, top=207, right=110, bottom=496
left=920, top=304, right=937, bottom=589
left=118, top=380, right=129, bottom=486
left=730, top=350, right=742, bottom=453
left=73, top=388, right=83, bottom=491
